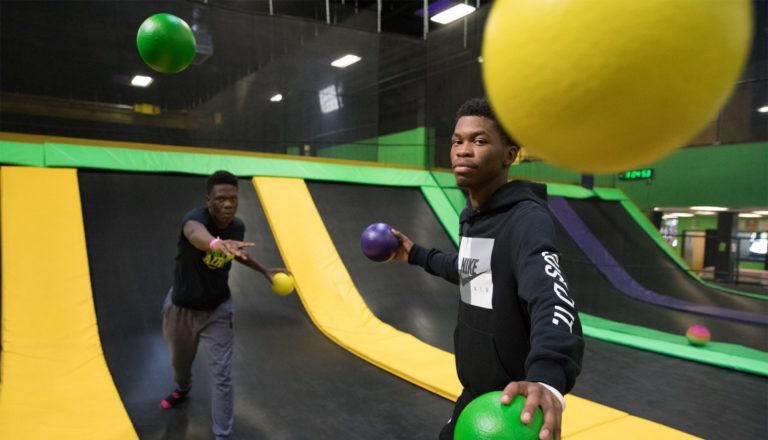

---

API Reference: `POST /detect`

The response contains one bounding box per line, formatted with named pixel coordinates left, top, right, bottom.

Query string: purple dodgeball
left=361, top=222, right=400, bottom=262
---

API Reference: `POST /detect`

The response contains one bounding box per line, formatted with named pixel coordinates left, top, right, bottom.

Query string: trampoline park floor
left=307, top=180, right=768, bottom=440
left=1, top=167, right=766, bottom=439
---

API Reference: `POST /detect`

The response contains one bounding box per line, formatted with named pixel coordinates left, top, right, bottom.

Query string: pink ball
left=686, top=325, right=711, bottom=346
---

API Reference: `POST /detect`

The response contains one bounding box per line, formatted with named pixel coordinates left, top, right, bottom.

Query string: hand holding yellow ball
left=271, top=272, right=295, bottom=296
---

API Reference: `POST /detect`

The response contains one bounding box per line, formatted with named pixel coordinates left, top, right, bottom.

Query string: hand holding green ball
left=455, top=392, right=550, bottom=440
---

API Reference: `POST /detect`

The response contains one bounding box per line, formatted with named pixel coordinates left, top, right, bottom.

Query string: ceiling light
left=694, top=211, right=717, bottom=215
left=689, top=206, right=727, bottom=211
left=270, top=94, right=283, bottom=102
left=131, top=75, right=153, bottom=87
left=758, top=106, right=768, bottom=113
left=739, top=213, right=762, bottom=218
left=753, top=211, right=768, bottom=215
left=663, top=213, right=695, bottom=219
left=331, top=54, right=361, bottom=68
left=431, top=4, right=476, bottom=24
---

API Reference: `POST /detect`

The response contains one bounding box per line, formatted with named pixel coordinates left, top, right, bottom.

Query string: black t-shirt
left=172, top=207, right=245, bottom=310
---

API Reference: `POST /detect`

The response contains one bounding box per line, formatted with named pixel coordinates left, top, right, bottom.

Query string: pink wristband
left=209, top=237, right=222, bottom=250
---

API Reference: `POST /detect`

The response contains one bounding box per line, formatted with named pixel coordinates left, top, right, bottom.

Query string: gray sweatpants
left=162, top=290, right=234, bottom=438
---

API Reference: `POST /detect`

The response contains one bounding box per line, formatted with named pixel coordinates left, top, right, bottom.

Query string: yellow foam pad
left=0, top=166, right=137, bottom=439
left=253, top=176, right=700, bottom=439
left=561, top=395, right=627, bottom=436
left=566, top=414, right=701, bottom=439
left=253, top=176, right=461, bottom=400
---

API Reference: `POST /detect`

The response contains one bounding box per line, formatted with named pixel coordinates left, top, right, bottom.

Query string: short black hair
left=456, top=97, right=518, bottom=149
left=206, top=170, right=238, bottom=193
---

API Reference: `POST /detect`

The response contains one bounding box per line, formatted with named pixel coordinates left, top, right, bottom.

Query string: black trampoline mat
left=567, top=198, right=768, bottom=314
left=307, top=181, right=767, bottom=439
left=307, top=181, right=459, bottom=352
left=78, top=171, right=453, bottom=440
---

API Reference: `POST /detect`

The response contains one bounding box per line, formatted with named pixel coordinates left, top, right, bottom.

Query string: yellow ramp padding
left=566, top=416, right=700, bottom=440
left=253, top=176, right=461, bottom=400
left=0, top=166, right=137, bottom=439
left=560, top=395, right=626, bottom=436
left=560, top=395, right=701, bottom=438
left=254, top=176, right=700, bottom=439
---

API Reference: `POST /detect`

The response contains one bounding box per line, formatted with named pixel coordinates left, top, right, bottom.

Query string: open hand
left=212, top=239, right=255, bottom=259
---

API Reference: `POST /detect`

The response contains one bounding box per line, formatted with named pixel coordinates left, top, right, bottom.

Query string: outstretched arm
left=234, top=251, right=287, bottom=284
left=501, top=208, right=584, bottom=440
left=183, top=219, right=254, bottom=259
left=391, top=228, right=459, bottom=285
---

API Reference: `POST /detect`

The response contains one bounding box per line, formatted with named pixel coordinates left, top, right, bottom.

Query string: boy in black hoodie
left=392, top=98, right=584, bottom=440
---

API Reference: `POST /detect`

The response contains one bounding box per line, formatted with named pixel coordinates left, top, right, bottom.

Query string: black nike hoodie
left=409, top=180, right=584, bottom=401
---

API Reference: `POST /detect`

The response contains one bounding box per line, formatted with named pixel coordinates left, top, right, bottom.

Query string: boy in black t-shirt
left=160, top=170, right=285, bottom=440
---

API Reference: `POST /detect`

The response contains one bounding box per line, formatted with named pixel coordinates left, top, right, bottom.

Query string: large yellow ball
left=482, top=0, right=753, bottom=173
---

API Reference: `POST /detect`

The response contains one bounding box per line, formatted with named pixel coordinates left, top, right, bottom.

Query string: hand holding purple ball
left=360, top=223, right=401, bottom=262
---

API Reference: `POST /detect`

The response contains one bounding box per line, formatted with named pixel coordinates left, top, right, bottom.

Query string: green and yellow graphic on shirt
left=202, top=250, right=235, bottom=269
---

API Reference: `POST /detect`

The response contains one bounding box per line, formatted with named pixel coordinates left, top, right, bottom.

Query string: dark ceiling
left=2, top=0, right=764, bottom=149
left=0, top=0, right=454, bottom=113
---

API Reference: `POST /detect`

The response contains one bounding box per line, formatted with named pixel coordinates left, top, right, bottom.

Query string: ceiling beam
left=0, top=93, right=212, bottom=130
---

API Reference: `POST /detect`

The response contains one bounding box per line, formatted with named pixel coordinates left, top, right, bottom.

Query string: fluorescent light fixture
left=270, top=93, right=283, bottom=102
left=739, top=213, right=762, bottom=218
left=331, top=54, right=361, bottom=68
left=758, top=106, right=768, bottom=113
left=689, top=206, right=727, bottom=211
left=431, top=4, right=476, bottom=24
left=753, top=210, right=768, bottom=215
left=663, top=213, right=694, bottom=219
left=131, top=75, right=153, bottom=87
left=694, top=211, right=717, bottom=216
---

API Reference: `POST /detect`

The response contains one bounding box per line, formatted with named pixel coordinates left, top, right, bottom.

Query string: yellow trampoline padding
left=0, top=166, right=137, bottom=439
left=560, top=395, right=626, bottom=436
left=253, top=176, right=700, bottom=439
left=566, top=414, right=701, bottom=440
left=253, top=176, right=462, bottom=400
